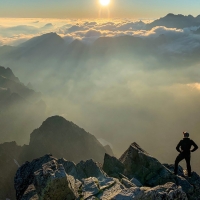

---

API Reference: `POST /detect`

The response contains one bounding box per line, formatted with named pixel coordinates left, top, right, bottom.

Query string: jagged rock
left=15, top=142, right=199, bottom=200
left=82, top=177, right=100, bottom=199
left=163, top=164, right=196, bottom=195
left=130, top=178, right=142, bottom=187
left=176, top=176, right=194, bottom=194
left=111, top=187, right=141, bottom=200
left=76, top=159, right=107, bottom=181
left=21, top=185, right=39, bottom=200
left=163, top=164, right=185, bottom=177
left=112, top=183, right=188, bottom=200
left=121, top=178, right=137, bottom=188
left=14, top=154, right=56, bottom=200
left=119, top=142, right=176, bottom=186
left=97, top=179, right=125, bottom=199
left=58, top=158, right=78, bottom=178
left=139, top=183, right=188, bottom=200
left=183, top=171, right=200, bottom=199
left=33, top=160, right=77, bottom=200
left=103, top=153, right=125, bottom=179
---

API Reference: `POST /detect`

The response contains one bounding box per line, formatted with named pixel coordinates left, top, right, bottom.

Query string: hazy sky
left=0, top=0, right=200, bottom=18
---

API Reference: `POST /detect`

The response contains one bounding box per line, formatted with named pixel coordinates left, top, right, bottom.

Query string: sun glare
left=100, top=0, right=110, bottom=6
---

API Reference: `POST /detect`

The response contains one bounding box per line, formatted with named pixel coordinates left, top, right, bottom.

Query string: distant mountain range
left=0, top=32, right=185, bottom=81
left=0, top=116, right=113, bottom=200
left=146, top=13, right=200, bottom=29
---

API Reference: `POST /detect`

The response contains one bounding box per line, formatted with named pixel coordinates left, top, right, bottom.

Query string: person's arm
left=191, top=140, right=198, bottom=152
left=176, top=141, right=182, bottom=153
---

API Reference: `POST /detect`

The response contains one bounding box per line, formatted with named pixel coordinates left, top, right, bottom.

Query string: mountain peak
left=0, top=66, right=19, bottom=82
left=27, top=116, right=107, bottom=163
left=20, top=32, right=64, bottom=48
left=40, top=115, right=72, bottom=129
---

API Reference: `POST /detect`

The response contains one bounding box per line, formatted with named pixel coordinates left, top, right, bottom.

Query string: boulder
left=112, top=182, right=188, bottom=200
left=76, top=159, right=107, bottom=181
left=14, top=154, right=56, bottom=200
left=21, top=185, right=39, bottom=200
left=121, top=178, right=137, bottom=188
left=183, top=171, right=200, bottom=199
left=130, top=178, right=142, bottom=187
left=33, top=160, right=77, bottom=200
left=82, top=177, right=100, bottom=199
left=119, top=142, right=176, bottom=186
left=176, top=176, right=194, bottom=194
left=15, top=142, right=200, bottom=200
left=103, top=153, right=125, bottom=179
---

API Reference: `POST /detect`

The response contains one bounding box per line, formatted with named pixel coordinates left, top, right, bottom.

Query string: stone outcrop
left=15, top=142, right=200, bottom=200
left=119, top=142, right=177, bottom=186
left=103, top=153, right=125, bottom=179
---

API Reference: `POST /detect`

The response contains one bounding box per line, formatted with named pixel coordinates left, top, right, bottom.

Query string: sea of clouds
left=1, top=18, right=200, bottom=54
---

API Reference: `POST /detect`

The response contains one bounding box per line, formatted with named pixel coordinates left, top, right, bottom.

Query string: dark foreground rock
left=15, top=142, right=200, bottom=200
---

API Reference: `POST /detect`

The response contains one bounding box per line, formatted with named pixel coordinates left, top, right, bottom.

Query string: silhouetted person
left=174, top=132, right=198, bottom=177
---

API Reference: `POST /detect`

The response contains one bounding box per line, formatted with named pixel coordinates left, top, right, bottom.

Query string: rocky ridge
left=15, top=142, right=200, bottom=200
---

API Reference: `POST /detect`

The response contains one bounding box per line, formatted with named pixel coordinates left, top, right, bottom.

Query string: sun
left=99, top=0, right=110, bottom=6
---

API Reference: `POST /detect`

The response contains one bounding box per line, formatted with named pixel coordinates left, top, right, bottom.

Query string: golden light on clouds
left=99, top=0, right=110, bottom=6
left=187, top=83, right=200, bottom=91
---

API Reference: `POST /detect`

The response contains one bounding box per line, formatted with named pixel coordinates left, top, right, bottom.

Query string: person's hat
left=183, top=131, right=190, bottom=138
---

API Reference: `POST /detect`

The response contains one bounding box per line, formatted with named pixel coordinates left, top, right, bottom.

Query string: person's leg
left=185, top=154, right=191, bottom=176
left=174, top=153, right=184, bottom=175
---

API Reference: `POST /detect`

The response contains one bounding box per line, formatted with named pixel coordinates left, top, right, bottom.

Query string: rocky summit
left=15, top=142, right=200, bottom=200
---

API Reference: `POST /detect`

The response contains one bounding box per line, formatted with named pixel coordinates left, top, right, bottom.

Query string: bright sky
left=0, top=0, right=200, bottom=18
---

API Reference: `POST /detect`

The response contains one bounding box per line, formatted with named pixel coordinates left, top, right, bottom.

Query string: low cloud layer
left=1, top=18, right=200, bottom=54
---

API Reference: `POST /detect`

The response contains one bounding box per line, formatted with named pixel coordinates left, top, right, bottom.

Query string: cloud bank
left=1, top=18, right=200, bottom=53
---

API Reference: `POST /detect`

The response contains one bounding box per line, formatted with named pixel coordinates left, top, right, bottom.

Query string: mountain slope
left=2, top=32, right=66, bottom=61
left=0, top=142, right=22, bottom=200
left=21, top=116, right=107, bottom=163
left=0, top=66, right=46, bottom=144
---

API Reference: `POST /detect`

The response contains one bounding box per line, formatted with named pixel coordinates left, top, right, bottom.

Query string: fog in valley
left=1, top=14, right=200, bottom=172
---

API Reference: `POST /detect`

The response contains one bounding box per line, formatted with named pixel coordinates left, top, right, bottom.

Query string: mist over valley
left=1, top=14, right=200, bottom=166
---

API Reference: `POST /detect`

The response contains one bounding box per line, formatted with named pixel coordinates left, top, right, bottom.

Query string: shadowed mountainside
left=21, top=115, right=108, bottom=163
left=0, top=66, right=46, bottom=144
